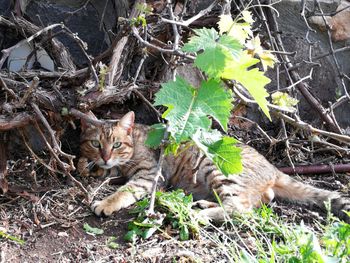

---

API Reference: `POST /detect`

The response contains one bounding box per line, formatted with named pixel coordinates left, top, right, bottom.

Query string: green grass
left=125, top=190, right=350, bottom=262
left=203, top=206, right=350, bottom=262
left=0, top=230, right=25, bottom=245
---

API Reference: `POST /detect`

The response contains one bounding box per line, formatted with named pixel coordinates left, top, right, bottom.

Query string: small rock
left=57, top=231, right=69, bottom=237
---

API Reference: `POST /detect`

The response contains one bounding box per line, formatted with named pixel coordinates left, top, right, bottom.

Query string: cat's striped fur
left=77, top=111, right=350, bottom=222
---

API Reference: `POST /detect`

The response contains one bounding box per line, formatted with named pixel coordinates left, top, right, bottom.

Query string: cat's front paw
left=91, top=191, right=135, bottom=216
left=192, top=200, right=219, bottom=209
left=91, top=200, right=116, bottom=216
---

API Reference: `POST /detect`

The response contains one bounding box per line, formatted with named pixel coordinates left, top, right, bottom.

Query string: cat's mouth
left=96, top=159, right=121, bottom=170
left=98, top=163, right=116, bottom=169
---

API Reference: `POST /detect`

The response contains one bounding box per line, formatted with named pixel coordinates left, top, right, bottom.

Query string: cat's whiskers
left=87, top=161, right=96, bottom=169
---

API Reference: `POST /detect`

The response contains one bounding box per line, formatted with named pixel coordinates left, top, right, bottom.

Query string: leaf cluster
left=147, top=11, right=279, bottom=176
left=124, top=190, right=205, bottom=242
left=83, top=223, right=104, bottom=235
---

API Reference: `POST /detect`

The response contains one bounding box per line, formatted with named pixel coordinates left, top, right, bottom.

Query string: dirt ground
left=0, top=166, right=230, bottom=263
left=1, top=144, right=349, bottom=263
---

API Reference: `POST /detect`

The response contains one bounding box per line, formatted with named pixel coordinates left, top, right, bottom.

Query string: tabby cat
left=77, top=111, right=350, bottom=222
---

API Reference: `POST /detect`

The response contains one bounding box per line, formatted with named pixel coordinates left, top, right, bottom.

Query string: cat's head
left=80, top=111, right=135, bottom=169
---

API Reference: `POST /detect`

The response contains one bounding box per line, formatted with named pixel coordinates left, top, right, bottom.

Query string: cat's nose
left=101, top=150, right=111, bottom=163
left=102, top=156, right=109, bottom=163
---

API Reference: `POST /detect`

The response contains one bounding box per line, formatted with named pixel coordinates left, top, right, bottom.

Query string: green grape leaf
left=218, top=14, right=234, bottom=35
left=182, top=28, right=218, bottom=52
left=195, top=46, right=232, bottom=78
left=218, top=14, right=252, bottom=44
left=182, top=28, right=242, bottom=78
left=259, top=51, right=277, bottom=72
left=241, top=10, right=255, bottom=24
left=246, top=36, right=277, bottom=71
left=222, top=52, right=271, bottom=120
left=145, top=123, right=166, bottom=148
left=271, top=91, right=298, bottom=111
left=154, top=77, right=232, bottom=143
left=192, top=130, right=242, bottom=176
left=217, top=35, right=242, bottom=58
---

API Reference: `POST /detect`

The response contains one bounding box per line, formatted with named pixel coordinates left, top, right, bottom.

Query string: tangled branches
left=0, top=0, right=349, bottom=199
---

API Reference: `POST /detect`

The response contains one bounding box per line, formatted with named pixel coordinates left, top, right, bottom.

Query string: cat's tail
left=273, top=172, right=350, bottom=223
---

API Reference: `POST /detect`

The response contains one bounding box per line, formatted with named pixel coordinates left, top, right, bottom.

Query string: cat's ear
left=118, top=111, right=135, bottom=134
left=81, top=111, right=97, bottom=130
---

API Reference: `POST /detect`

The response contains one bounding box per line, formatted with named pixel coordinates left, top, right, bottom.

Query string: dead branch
left=107, top=0, right=145, bottom=87
left=20, top=130, right=62, bottom=175
left=62, top=26, right=99, bottom=87
left=19, top=76, right=39, bottom=106
left=0, top=76, right=18, bottom=100
left=233, top=85, right=296, bottom=113
left=146, top=0, right=182, bottom=215
left=147, top=127, right=168, bottom=215
left=0, top=113, right=37, bottom=131
left=0, top=134, right=8, bottom=193
left=69, top=108, right=105, bottom=127
left=273, top=111, right=350, bottom=144
left=279, top=163, right=350, bottom=175
left=234, top=116, right=274, bottom=143
left=31, top=120, right=90, bottom=200
left=0, top=68, right=89, bottom=81
left=77, top=82, right=136, bottom=110
left=31, top=102, right=75, bottom=168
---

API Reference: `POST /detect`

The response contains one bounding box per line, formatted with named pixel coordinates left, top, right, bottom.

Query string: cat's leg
left=198, top=195, right=252, bottom=222
left=261, top=187, right=274, bottom=204
left=92, top=165, right=159, bottom=216
left=192, top=200, right=219, bottom=209
left=200, top=179, right=275, bottom=221
left=199, top=170, right=254, bottom=221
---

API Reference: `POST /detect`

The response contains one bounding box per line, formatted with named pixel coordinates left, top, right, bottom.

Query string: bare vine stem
left=234, top=83, right=350, bottom=145
left=161, top=0, right=220, bottom=27
left=274, top=112, right=350, bottom=145
left=263, top=0, right=343, bottom=134
left=131, top=27, right=195, bottom=60
left=146, top=0, right=180, bottom=215
left=147, top=128, right=169, bottom=215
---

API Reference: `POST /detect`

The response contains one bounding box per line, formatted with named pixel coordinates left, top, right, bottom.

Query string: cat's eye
left=113, top=142, right=122, bottom=149
left=91, top=140, right=100, bottom=148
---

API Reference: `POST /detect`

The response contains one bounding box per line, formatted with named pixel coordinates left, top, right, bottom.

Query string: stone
left=0, top=0, right=12, bottom=16
left=271, top=0, right=341, bottom=14
left=265, top=0, right=350, bottom=128
left=309, top=1, right=350, bottom=42
left=330, top=1, right=350, bottom=42
left=22, top=0, right=128, bottom=67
